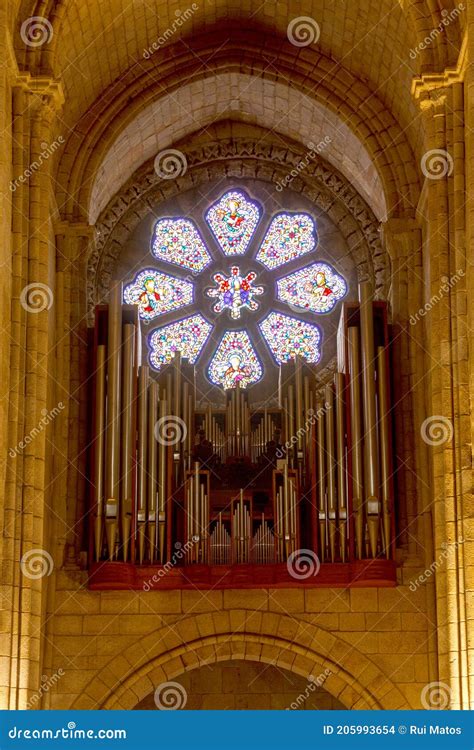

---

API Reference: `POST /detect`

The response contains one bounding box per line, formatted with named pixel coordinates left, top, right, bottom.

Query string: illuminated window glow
left=259, top=312, right=322, bottom=365
left=148, top=314, right=213, bottom=370
left=206, top=190, right=260, bottom=256
left=256, top=213, right=317, bottom=270
left=276, top=262, right=347, bottom=314
left=123, top=269, right=193, bottom=320
left=206, top=266, right=264, bottom=319
left=208, top=330, right=263, bottom=389
left=151, top=218, right=212, bottom=273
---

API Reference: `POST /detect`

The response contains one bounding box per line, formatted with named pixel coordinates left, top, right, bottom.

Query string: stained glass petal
left=206, top=190, right=261, bottom=256
left=123, top=269, right=193, bottom=321
left=258, top=312, right=322, bottom=365
left=276, top=262, right=347, bottom=314
left=151, top=218, right=212, bottom=273
left=148, top=313, right=213, bottom=370
left=207, top=330, right=263, bottom=389
left=256, top=213, right=317, bottom=270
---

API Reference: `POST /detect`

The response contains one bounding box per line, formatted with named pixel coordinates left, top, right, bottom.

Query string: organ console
left=88, top=281, right=396, bottom=589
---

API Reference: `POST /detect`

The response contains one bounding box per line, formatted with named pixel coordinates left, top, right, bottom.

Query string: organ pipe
left=377, top=346, right=392, bottom=558
left=137, top=365, right=148, bottom=564
left=324, top=384, right=337, bottom=562
left=121, top=323, right=135, bottom=562
left=335, top=372, right=347, bottom=562
left=93, top=345, right=106, bottom=562
left=104, top=281, right=122, bottom=560
left=348, top=327, right=364, bottom=559
left=359, top=281, right=380, bottom=557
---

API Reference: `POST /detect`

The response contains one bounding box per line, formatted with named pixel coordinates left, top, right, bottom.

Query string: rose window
left=123, top=189, right=348, bottom=387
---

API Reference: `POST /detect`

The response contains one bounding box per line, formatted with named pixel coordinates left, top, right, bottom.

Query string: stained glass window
left=148, top=314, right=213, bottom=370
left=259, top=312, right=322, bottom=365
left=206, top=266, right=264, bottom=319
left=123, top=269, right=193, bottom=321
left=276, top=262, right=347, bottom=314
left=208, top=330, right=263, bottom=389
left=206, top=190, right=261, bottom=256
left=256, top=213, right=317, bottom=270
left=151, top=218, right=212, bottom=273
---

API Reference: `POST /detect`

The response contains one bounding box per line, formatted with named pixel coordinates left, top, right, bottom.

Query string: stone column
left=413, top=47, right=471, bottom=708
left=1, top=72, right=64, bottom=710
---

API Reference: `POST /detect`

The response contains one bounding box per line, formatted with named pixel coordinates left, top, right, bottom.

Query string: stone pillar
left=413, top=45, right=472, bottom=708
left=1, top=72, right=64, bottom=710
left=382, top=218, right=438, bottom=685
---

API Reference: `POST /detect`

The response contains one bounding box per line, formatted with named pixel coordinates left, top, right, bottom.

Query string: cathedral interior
left=0, top=0, right=473, bottom=712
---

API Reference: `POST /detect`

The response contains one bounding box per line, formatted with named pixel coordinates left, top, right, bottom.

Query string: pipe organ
left=89, top=281, right=396, bottom=588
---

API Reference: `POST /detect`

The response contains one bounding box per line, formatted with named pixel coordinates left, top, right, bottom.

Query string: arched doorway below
left=133, top=660, right=345, bottom=710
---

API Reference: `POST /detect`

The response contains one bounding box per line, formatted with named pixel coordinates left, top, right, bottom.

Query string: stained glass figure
left=206, top=190, right=260, bottom=256
left=206, top=266, right=264, bottom=319
left=151, top=218, right=212, bottom=273
left=123, top=269, right=193, bottom=321
left=276, top=262, right=347, bottom=314
left=208, top=330, right=263, bottom=389
left=148, top=314, right=213, bottom=370
left=258, top=312, right=322, bottom=364
left=256, top=213, right=317, bottom=270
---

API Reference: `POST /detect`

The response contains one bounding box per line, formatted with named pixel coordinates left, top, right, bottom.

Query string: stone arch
left=69, top=611, right=412, bottom=710
left=50, top=32, right=420, bottom=220
left=86, top=129, right=390, bottom=324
